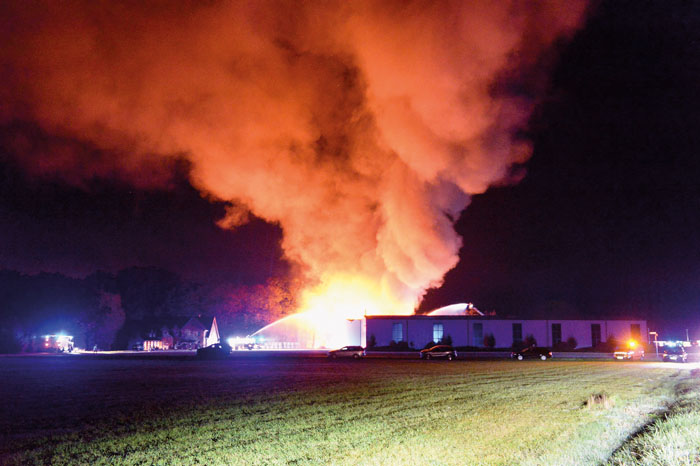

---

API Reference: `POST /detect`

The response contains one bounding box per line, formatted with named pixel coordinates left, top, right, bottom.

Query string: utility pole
left=649, top=331, right=658, bottom=358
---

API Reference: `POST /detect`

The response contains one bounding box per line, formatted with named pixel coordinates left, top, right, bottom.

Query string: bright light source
left=228, top=336, right=255, bottom=346
left=628, top=340, right=637, bottom=348
left=250, top=274, right=411, bottom=349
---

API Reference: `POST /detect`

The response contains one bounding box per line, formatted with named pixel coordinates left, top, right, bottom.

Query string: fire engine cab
left=42, top=335, right=74, bottom=352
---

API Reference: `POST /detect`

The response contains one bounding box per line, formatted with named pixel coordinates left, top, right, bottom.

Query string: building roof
left=366, top=315, right=646, bottom=322
left=427, top=303, right=484, bottom=316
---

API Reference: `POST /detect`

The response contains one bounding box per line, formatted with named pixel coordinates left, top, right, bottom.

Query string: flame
left=252, top=274, right=409, bottom=348
left=299, top=274, right=410, bottom=318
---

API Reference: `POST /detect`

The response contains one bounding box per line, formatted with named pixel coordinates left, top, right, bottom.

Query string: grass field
left=1, top=355, right=698, bottom=465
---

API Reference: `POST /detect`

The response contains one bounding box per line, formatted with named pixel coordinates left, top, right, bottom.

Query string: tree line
left=0, top=267, right=297, bottom=352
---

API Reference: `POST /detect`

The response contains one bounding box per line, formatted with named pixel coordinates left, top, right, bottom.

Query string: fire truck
left=41, top=334, right=74, bottom=352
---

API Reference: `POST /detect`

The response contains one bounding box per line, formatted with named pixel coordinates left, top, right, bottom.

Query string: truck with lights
left=41, top=335, right=74, bottom=352
left=613, top=339, right=644, bottom=360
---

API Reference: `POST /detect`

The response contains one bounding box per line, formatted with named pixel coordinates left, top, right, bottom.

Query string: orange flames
left=0, top=1, right=588, bottom=321
left=300, top=274, right=408, bottom=318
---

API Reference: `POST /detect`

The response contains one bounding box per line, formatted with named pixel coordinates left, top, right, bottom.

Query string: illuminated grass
left=606, top=369, right=700, bottom=465
left=0, top=357, right=695, bottom=465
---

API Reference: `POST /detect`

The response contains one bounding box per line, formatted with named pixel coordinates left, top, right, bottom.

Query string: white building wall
left=480, top=320, right=512, bottom=348
left=405, top=320, right=468, bottom=347
left=478, top=320, right=548, bottom=348
left=365, top=317, right=648, bottom=349
left=560, top=320, right=605, bottom=348
left=606, top=320, right=647, bottom=343
left=366, top=318, right=403, bottom=346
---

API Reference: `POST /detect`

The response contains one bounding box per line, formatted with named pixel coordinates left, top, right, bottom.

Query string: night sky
left=1, top=1, right=699, bottom=337
left=423, top=1, right=700, bottom=335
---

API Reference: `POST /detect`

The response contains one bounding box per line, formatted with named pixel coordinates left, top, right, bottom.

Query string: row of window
left=391, top=322, right=642, bottom=346
left=392, top=322, right=445, bottom=343
left=513, top=322, right=641, bottom=346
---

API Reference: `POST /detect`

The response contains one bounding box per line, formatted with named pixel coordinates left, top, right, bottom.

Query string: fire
left=252, top=275, right=411, bottom=349
left=251, top=308, right=359, bottom=349
left=299, top=274, right=411, bottom=319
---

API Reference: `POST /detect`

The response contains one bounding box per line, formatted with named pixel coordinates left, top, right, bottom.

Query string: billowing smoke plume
left=0, top=1, right=587, bottom=313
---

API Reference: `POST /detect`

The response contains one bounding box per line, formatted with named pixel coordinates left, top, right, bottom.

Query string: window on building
left=473, top=323, right=483, bottom=347
left=591, top=324, right=601, bottom=347
left=512, top=323, right=522, bottom=344
left=631, top=324, right=641, bottom=341
left=433, top=323, right=444, bottom=343
left=392, top=323, right=403, bottom=342
left=552, top=323, right=562, bottom=346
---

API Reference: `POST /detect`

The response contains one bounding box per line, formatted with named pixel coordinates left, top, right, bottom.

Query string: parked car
left=176, top=341, right=202, bottom=350
left=196, top=343, right=232, bottom=360
left=613, top=347, right=645, bottom=360
left=131, top=344, right=143, bottom=351
left=420, top=345, right=457, bottom=360
left=328, top=346, right=365, bottom=359
left=662, top=346, right=687, bottom=363
left=511, top=346, right=552, bottom=361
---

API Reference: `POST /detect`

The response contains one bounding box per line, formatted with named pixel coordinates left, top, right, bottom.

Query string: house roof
left=182, top=316, right=216, bottom=332
left=182, top=317, right=206, bottom=332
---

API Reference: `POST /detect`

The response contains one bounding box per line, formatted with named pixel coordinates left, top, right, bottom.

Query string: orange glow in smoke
left=299, top=274, right=410, bottom=318
left=253, top=274, right=411, bottom=348
left=296, top=275, right=412, bottom=348
left=0, top=2, right=589, bottom=344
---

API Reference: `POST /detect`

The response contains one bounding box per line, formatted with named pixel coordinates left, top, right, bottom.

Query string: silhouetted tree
left=116, top=267, right=181, bottom=319
left=0, top=327, right=21, bottom=353
left=215, top=277, right=299, bottom=335
left=389, top=340, right=409, bottom=350
left=524, top=334, right=537, bottom=347
left=92, top=292, right=126, bottom=350
left=367, top=334, right=376, bottom=348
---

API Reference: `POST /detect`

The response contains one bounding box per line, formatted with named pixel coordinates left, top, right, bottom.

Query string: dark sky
left=1, top=1, right=699, bottom=333
left=0, top=154, right=285, bottom=285
left=423, top=1, right=700, bottom=329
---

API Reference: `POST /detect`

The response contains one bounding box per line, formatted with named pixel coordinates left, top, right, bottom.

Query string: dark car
left=420, top=345, right=457, bottom=360
left=511, top=346, right=552, bottom=361
left=327, top=346, right=365, bottom=359
left=196, top=343, right=232, bottom=360
left=662, top=346, right=688, bottom=363
left=175, top=341, right=197, bottom=350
